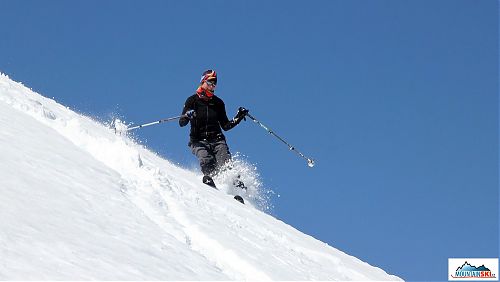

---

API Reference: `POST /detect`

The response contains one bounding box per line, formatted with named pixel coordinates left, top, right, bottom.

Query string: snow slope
left=0, top=73, right=402, bottom=280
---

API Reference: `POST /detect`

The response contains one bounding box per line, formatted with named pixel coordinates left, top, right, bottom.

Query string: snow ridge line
left=0, top=74, right=271, bottom=281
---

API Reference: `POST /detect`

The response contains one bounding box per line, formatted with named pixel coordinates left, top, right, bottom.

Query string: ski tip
left=234, top=195, right=245, bottom=204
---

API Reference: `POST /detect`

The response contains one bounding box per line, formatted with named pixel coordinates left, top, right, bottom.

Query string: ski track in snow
left=0, top=73, right=402, bottom=281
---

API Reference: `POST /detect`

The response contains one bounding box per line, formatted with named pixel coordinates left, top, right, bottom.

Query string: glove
left=235, top=107, right=249, bottom=123
left=185, top=109, right=196, bottom=120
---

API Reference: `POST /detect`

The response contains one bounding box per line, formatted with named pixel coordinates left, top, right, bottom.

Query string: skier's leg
left=213, top=140, right=247, bottom=190
left=189, top=141, right=216, bottom=176
left=213, top=139, right=232, bottom=173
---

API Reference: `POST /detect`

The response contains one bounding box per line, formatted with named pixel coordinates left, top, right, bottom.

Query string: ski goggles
left=205, top=80, right=217, bottom=87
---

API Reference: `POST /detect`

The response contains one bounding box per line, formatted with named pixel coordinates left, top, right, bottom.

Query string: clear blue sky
left=1, top=1, right=498, bottom=280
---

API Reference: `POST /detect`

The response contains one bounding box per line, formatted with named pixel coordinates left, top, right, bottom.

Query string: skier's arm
left=179, top=97, right=193, bottom=127
left=218, top=100, right=234, bottom=131
left=220, top=104, right=248, bottom=131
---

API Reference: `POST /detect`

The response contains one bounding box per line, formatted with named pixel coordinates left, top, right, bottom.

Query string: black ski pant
left=189, top=139, right=231, bottom=176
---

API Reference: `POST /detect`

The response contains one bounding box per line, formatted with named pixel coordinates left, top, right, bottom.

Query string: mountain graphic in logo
left=456, top=262, right=491, bottom=272
left=452, top=261, right=497, bottom=279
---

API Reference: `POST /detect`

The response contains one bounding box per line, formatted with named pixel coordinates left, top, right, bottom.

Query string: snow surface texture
left=0, top=73, right=402, bottom=280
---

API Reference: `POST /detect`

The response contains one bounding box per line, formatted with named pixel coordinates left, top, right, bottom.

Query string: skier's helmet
left=200, top=69, right=217, bottom=85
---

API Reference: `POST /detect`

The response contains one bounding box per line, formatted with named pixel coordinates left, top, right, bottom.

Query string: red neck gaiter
left=196, top=86, right=214, bottom=100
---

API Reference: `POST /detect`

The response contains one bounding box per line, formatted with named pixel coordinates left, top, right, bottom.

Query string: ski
left=202, top=176, right=245, bottom=204
left=234, top=195, right=244, bottom=204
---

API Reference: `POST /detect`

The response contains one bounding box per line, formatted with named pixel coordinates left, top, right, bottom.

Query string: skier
left=179, top=69, right=249, bottom=192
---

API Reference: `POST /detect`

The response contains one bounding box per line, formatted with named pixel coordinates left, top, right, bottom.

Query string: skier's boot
left=203, top=175, right=217, bottom=189
left=232, top=175, right=247, bottom=191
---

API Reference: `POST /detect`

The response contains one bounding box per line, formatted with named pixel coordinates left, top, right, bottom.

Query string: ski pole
left=246, top=113, right=315, bottom=168
left=114, top=115, right=186, bottom=133
left=126, top=115, right=185, bottom=131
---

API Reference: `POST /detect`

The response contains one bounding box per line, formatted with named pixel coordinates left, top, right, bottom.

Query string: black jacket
left=179, top=94, right=240, bottom=141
